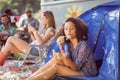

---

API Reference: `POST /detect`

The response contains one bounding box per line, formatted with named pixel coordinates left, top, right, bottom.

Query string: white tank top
left=30, top=27, right=55, bottom=47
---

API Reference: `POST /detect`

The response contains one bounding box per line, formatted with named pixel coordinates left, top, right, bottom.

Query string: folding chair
left=17, top=45, right=47, bottom=67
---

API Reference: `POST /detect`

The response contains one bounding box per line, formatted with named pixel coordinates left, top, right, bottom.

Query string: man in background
left=0, top=14, right=16, bottom=50
left=4, top=9, right=17, bottom=28
left=17, top=8, right=39, bottom=42
left=20, top=8, right=39, bottom=30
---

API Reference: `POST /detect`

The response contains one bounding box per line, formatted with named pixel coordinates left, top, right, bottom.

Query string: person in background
left=27, top=18, right=97, bottom=80
left=4, top=9, right=17, bottom=28
left=0, top=12, right=2, bottom=25
left=18, top=8, right=39, bottom=42
left=20, top=8, right=39, bottom=30
left=0, top=14, right=16, bottom=50
left=0, top=11, right=56, bottom=66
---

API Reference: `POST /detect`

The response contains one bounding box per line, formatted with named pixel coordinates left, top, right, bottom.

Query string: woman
left=28, top=18, right=97, bottom=80
left=0, top=11, right=56, bottom=66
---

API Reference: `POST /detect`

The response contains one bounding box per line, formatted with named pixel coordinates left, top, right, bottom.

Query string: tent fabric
left=45, top=1, right=119, bottom=80
left=45, top=39, right=68, bottom=63
left=62, top=1, right=119, bottom=80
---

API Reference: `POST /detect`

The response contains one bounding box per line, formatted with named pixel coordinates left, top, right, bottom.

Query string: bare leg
left=1, top=42, right=21, bottom=55
left=3, top=36, right=30, bottom=54
left=0, top=42, right=22, bottom=65
left=30, top=64, right=57, bottom=80
left=30, top=64, right=84, bottom=80
left=0, top=44, right=2, bottom=51
left=0, top=36, right=31, bottom=65
left=28, top=58, right=63, bottom=79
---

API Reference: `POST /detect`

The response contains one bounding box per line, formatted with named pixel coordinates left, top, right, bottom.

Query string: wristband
left=60, top=49, right=64, bottom=53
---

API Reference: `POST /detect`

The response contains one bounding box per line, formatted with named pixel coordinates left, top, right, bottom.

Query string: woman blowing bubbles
left=28, top=18, right=97, bottom=80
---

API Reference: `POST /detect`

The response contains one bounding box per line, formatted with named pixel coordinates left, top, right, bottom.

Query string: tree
left=0, top=0, right=41, bottom=15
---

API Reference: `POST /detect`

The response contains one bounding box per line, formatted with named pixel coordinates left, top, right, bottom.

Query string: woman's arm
left=34, top=20, right=39, bottom=31
left=55, top=50, right=78, bottom=71
left=62, top=56, right=78, bottom=71
left=62, top=42, right=91, bottom=71
left=29, top=33, right=36, bottom=41
left=33, top=28, right=55, bottom=45
left=74, top=42, right=90, bottom=69
left=56, top=36, right=78, bottom=71
left=28, top=24, right=55, bottom=45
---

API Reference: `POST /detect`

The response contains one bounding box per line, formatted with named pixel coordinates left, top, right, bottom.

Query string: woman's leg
left=1, top=43, right=20, bottom=54
left=30, top=64, right=84, bottom=80
left=28, top=58, right=63, bottom=79
left=0, top=36, right=31, bottom=66
left=0, top=43, right=21, bottom=65
left=2, top=36, right=30, bottom=54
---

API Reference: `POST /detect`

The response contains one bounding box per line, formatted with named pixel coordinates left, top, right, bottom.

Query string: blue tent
left=45, top=1, right=119, bottom=80
left=62, top=1, right=119, bottom=80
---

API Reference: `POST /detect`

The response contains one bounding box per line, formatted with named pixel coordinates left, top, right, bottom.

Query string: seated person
left=4, top=8, right=17, bottom=28
left=0, top=14, right=16, bottom=50
left=18, top=8, right=39, bottom=42
left=27, top=18, right=97, bottom=80
left=0, top=11, right=56, bottom=66
left=20, top=8, right=39, bottom=30
left=45, top=25, right=65, bottom=63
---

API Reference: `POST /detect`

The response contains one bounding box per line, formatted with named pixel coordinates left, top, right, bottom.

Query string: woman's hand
left=52, top=50, right=77, bottom=70
left=62, top=57, right=71, bottom=67
left=57, top=36, right=65, bottom=49
left=54, top=58, right=64, bottom=65
left=52, top=50, right=64, bottom=65
left=57, top=53, right=71, bottom=67
left=52, top=50, right=64, bottom=59
left=54, top=51, right=75, bottom=69
left=52, top=50, right=69, bottom=66
left=61, top=55, right=78, bottom=70
left=27, top=24, right=36, bottom=34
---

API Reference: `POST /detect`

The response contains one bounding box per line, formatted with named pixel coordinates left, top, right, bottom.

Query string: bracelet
left=60, top=49, right=64, bottom=53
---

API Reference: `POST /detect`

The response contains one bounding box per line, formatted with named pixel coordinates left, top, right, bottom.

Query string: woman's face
left=41, top=15, right=48, bottom=26
left=64, top=21, right=76, bottom=40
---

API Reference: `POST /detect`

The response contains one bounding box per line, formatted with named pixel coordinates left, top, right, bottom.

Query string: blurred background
left=0, top=0, right=41, bottom=15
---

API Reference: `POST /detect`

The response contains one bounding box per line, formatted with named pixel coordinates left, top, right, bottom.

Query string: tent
left=45, top=1, right=119, bottom=80
left=62, top=1, right=119, bottom=80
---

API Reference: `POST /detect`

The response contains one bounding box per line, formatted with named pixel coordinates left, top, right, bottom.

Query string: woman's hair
left=43, top=11, right=56, bottom=29
left=52, top=24, right=64, bottom=40
left=63, top=18, right=88, bottom=42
